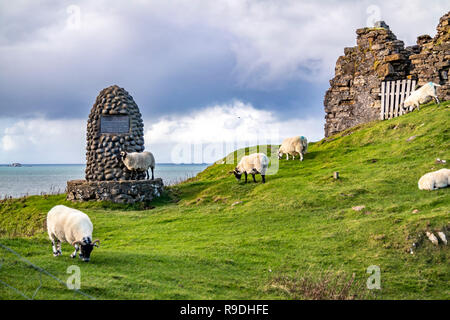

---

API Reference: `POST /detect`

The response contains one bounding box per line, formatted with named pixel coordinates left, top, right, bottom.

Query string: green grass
left=1, top=102, right=449, bottom=300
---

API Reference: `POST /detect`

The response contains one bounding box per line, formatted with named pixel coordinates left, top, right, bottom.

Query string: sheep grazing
left=120, top=151, right=155, bottom=180
left=47, top=205, right=99, bottom=262
left=232, top=153, right=269, bottom=183
left=278, top=136, right=308, bottom=161
left=418, top=168, right=450, bottom=190
left=402, top=82, right=441, bottom=114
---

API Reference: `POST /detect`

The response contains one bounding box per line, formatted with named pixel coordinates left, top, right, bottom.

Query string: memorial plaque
left=100, top=115, right=130, bottom=134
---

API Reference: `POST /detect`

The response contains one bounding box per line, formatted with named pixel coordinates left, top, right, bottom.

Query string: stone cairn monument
left=66, top=85, right=163, bottom=204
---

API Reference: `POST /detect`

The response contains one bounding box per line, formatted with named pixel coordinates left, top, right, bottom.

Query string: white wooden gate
left=380, top=79, right=416, bottom=120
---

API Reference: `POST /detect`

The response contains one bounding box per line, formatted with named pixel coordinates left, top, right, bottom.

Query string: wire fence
left=0, top=242, right=96, bottom=300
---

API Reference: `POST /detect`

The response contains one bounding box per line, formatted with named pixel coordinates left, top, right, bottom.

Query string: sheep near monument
left=66, top=85, right=163, bottom=204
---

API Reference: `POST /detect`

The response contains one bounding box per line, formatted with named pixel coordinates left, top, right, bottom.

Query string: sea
left=0, top=164, right=209, bottom=199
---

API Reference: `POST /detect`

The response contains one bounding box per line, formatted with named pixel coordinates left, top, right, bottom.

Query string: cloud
left=0, top=101, right=323, bottom=164
left=0, top=118, right=85, bottom=164
left=144, top=100, right=324, bottom=163
left=0, top=0, right=447, bottom=120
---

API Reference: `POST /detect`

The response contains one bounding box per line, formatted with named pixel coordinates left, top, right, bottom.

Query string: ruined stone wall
left=409, top=12, right=450, bottom=101
left=324, top=12, right=449, bottom=137
left=85, top=85, right=146, bottom=181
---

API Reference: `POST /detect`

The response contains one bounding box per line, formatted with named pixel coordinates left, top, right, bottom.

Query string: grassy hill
left=0, top=101, right=449, bottom=300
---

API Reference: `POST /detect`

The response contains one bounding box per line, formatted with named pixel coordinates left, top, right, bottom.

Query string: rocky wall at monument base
left=66, top=179, right=164, bottom=204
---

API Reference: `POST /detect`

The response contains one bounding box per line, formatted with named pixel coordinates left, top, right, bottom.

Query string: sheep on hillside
left=232, top=153, right=269, bottom=183
left=418, top=168, right=450, bottom=190
left=120, top=151, right=155, bottom=180
left=47, top=205, right=99, bottom=262
left=278, top=136, right=308, bottom=161
left=402, top=82, right=441, bottom=114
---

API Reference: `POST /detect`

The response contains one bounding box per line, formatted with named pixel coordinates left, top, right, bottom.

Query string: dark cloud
left=0, top=1, right=446, bottom=122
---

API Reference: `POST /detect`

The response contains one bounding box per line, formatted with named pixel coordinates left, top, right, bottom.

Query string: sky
left=0, top=0, right=447, bottom=163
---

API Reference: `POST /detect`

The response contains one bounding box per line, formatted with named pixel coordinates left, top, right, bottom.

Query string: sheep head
left=72, top=238, right=100, bottom=262
left=232, top=168, right=242, bottom=181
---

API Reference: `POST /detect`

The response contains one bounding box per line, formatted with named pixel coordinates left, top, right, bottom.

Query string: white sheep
left=418, top=168, right=450, bottom=190
left=47, top=205, right=99, bottom=262
left=278, top=136, right=308, bottom=161
left=232, top=153, right=269, bottom=183
left=120, top=151, right=155, bottom=180
left=402, top=82, right=441, bottom=113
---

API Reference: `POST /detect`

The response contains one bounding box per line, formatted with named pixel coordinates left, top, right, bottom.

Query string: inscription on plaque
left=100, top=115, right=130, bottom=134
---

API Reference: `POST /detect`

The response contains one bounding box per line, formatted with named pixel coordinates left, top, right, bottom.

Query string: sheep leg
left=300, top=153, right=303, bottom=161
left=262, top=175, right=266, bottom=184
left=252, top=173, right=256, bottom=183
left=151, top=168, right=154, bottom=180
left=146, top=170, right=149, bottom=180
left=286, top=154, right=289, bottom=160
left=244, top=172, right=248, bottom=183
left=70, top=244, right=79, bottom=258
left=434, top=96, right=440, bottom=105
left=51, top=240, right=58, bottom=256
left=51, top=235, right=61, bottom=256
left=53, top=239, right=62, bottom=256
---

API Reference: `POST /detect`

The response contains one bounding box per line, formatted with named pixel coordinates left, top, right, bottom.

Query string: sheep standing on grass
left=278, top=136, right=308, bottom=161
left=120, top=151, right=155, bottom=180
left=232, top=153, right=269, bottom=183
left=47, top=205, right=99, bottom=262
left=418, top=168, right=450, bottom=190
left=402, top=82, right=441, bottom=114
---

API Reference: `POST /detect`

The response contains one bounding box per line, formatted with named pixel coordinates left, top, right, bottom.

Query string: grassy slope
left=0, top=102, right=449, bottom=300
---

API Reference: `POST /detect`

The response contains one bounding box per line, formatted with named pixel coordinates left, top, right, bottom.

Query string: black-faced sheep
left=47, top=205, right=99, bottom=262
left=232, top=153, right=269, bottom=183
left=120, top=151, right=155, bottom=180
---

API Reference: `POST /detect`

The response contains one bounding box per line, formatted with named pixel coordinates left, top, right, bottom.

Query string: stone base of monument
left=66, top=179, right=164, bottom=204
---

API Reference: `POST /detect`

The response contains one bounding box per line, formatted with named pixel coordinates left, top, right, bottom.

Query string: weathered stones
left=66, top=179, right=164, bottom=204
left=409, top=11, right=450, bottom=101
left=374, top=21, right=389, bottom=29
left=85, top=85, right=146, bottom=181
left=67, top=85, right=164, bottom=204
left=324, top=22, right=410, bottom=137
left=324, top=12, right=450, bottom=137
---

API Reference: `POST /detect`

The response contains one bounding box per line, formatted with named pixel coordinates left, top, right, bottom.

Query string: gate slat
left=385, top=81, right=391, bottom=119
left=405, top=79, right=412, bottom=112
left=394, top=80, right=401, bottom=117
left=380, top=81, right=386, bottom=120
left=399, top=79, right=407, bottom=115
left=389, top=81, right=395, bottom=119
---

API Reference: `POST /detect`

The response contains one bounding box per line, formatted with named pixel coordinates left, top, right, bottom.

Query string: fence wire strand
left=0, top=242, right=96, bottom=300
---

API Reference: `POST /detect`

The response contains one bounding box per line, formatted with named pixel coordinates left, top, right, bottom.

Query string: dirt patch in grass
left=268, top=270, right=369, bottom=300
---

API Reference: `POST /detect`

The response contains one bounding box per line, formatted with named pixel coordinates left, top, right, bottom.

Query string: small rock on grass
left=426, top=231, right=439, bottom=245
left=352, top=205, right=366, bottom=211
left=437, top=232, right=447, bottom=245
left=231, top=201, right=243, bottom=206
left=412, top=209, right=419, bottom=214
left=406, top=135, right=416, bottom=142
